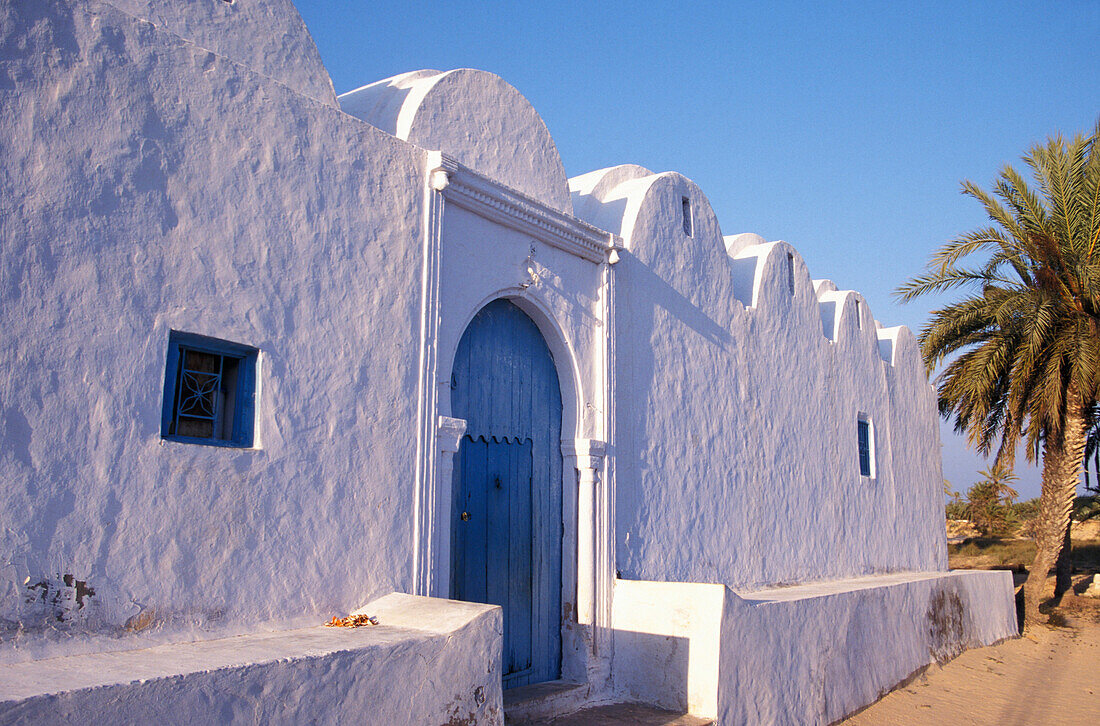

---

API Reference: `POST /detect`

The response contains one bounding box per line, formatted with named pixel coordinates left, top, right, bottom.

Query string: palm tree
left=965, top=464, right=1019, bottom=536
left=896, top=117, right=1100, bottom=626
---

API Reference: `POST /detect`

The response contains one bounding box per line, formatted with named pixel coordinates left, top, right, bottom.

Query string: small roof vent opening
left=681, top=196, right=692, bottom=237
left=786, top=252, right=795, bottom=295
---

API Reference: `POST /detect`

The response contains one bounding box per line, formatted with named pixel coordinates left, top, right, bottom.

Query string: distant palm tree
left=897, top=117, right=1100, bottom=625
left=965, top=464, right=1019, bottom=536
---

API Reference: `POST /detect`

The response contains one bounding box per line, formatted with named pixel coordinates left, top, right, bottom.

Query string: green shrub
left=1074, top=495, right=1100, bottom=522
left=945, top=501, right=969, bottom=520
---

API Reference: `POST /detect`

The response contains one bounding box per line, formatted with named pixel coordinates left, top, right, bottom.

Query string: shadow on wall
left=612, top=249, right=734, bottom=569
left=620, top=251, right=732, bottom=349
left=612, top=629, right=691, bottom=714
left=614, top=247, right=732, bottom=458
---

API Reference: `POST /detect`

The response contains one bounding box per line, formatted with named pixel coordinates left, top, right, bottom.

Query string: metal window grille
left=162, top=332, right=256, bottom=447
left=172, top=349, right=238, bottom=439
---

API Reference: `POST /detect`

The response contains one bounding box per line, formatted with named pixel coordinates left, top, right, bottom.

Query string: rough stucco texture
left=0, top=594, right=504, bottom=725
left=0, top=0, right=428, bottom=658
left=612, top=572, right=1017, bottom=726
left=570, top=166, right=947, bottom=588
left=105, top=0, right=337, bottom=105
left=722, top=570, right=1017, bottom=725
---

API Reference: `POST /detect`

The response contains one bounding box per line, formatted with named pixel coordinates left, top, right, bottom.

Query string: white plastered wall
left=106, top=0, right=337, bottom=106
left=0, top=0, right=429, bottom=659
left=0, top=0, right=621, bottom=699
left=612, top=571, right=1016, bottom=724
left=0, top=594, right=505, bottom=725
left=570, top=165, right=945, bottom=590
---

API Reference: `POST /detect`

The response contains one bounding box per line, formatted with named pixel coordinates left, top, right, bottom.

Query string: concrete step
left=504, top=680, right=591, bottom=723
left=512, top=702, right=714, bottom=726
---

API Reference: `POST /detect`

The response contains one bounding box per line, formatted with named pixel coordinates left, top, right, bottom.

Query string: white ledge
left=0, top=594, right=502, bottom=724
left=432, top=153, right=619, bottom=264
left=736, top=569, right=1012, bottom=604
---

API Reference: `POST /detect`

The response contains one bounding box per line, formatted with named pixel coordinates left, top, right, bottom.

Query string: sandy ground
left=843, top=582, right=1100, bottom=726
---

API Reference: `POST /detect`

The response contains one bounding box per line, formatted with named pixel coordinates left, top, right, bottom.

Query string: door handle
left=461, top=511, right=470, bottom=521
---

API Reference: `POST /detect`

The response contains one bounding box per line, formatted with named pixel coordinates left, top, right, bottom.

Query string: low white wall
left=0, top=594, right=504, bottom=725
left=610, top=572, right=1017, bottom=725
left=720, top=570, right=1017, bottom=725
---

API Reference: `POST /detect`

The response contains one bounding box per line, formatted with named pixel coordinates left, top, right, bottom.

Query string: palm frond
left=900, top=115, right=1100, bottom=473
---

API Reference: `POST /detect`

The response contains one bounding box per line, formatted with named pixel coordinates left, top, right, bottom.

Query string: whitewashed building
left=0, top=1, right=1016, bottom=724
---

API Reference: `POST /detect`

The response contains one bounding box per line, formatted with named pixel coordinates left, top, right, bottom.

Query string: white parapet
left=613, top=570, right=1017, bottom=725
left=0, top=593, right=504, bottom=725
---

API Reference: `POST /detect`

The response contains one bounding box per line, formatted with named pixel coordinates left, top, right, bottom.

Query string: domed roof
left=340, top=68, right=571, bottom=213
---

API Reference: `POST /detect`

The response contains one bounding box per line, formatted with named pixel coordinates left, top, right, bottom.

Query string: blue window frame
left=857, top=416, right=873, bottom=477
left=161, top=331, right=257, bottom=447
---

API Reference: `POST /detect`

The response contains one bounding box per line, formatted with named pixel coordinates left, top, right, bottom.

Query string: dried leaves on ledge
left=325, top=613, right=379, bottom=628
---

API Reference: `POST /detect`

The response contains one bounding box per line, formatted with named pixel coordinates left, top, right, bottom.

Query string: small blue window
left=857, top=417, right=872, bottom=477
left=161, top=331, right=257, bottom=447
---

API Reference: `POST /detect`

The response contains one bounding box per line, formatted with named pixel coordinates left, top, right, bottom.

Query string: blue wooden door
left=451, top=299, right=563, bottom=689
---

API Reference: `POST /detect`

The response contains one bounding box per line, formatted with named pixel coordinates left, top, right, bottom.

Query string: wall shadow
left=611, top=628, right=691, bottom=714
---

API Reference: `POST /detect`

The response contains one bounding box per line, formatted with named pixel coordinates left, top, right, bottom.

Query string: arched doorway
left=450, top=298, right=563, bottom=689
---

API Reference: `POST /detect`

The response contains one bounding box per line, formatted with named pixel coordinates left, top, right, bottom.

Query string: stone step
left=504, top=679, right=591, bottom=723
left=511, top=702, right=714, bottom=726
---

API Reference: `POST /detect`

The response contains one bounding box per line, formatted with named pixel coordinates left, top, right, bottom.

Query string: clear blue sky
left=296, top=0, right=1100, bottom=500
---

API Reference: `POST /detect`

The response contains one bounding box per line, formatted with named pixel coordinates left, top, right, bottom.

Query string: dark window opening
left=682, top=196, right=692, bottom=236
left=857, top=417, right=872, bottom=477
left=786, top=252, right=795, bottom=294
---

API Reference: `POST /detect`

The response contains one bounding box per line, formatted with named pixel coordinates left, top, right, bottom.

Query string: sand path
left=843, top=617, right=1100, bottom=725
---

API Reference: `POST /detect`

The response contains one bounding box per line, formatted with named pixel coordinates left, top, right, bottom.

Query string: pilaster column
left=562, top=438, right=606, bottom=626
left=412, top=152, right=457, bottom=596
left=433, top=416, right=467, bottom=597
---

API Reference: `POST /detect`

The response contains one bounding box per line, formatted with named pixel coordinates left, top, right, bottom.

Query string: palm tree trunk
left=1023, top=388, right=1087, bottom=626
left=1055, top=524, right=1073, bottom=597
